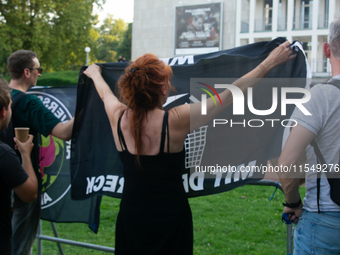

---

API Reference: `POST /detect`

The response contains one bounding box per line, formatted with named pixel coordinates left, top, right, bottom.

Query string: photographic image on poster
left=175, top=3, right=222, bottom=55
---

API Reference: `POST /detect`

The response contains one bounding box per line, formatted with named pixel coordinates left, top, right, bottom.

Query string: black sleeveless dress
left=115, top=111, right=193, bottom=255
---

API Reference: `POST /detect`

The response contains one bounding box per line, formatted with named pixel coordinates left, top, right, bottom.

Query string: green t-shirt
left=11, top=89, right=61, bottom=181
left=11, top=89, right=60, bottom=137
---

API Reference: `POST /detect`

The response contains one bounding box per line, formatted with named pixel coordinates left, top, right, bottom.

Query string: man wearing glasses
left=6, top=50, right=74, bottom=255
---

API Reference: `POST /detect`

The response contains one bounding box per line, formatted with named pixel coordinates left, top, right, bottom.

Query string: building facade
left=236, top=0, right=339, bottom=76
left=132, top=0, right=340, bottom=76
left=132, top=0, right=237, bottom=60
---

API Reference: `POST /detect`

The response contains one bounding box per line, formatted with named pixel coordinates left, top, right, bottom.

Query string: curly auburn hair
left=117, top=53, right=174, bottom=165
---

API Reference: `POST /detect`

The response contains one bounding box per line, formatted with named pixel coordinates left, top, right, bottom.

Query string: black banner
left=71, top=38, right=308, bottom=200
left=28, top=86, right=101, bottom=233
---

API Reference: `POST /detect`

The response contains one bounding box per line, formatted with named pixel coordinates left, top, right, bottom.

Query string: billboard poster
left=175, top=3, right=222, bottom=55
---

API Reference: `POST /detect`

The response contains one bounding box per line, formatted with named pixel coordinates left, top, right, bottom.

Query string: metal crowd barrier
left=37, top=222, right=115, bottom=254
left=36, top=179, right=293, bottom=255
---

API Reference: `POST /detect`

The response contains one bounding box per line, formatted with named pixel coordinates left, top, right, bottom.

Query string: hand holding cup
left=14, top=134, right=34, bottom=156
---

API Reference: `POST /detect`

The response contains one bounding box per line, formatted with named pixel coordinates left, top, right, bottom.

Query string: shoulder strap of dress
left=160, top=111, right=169, bottom=153
left=117, top=111, right=127, bottom=151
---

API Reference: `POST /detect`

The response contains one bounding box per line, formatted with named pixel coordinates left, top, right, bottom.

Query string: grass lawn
left=32, top=184, right=306, bottom=255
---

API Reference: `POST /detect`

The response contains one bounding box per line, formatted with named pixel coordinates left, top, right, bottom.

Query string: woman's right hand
left=14, top=135, right=34, bottom=157
left=262, top=41, right=297, bottom=72
left=83, top=64, right=102, bottom=80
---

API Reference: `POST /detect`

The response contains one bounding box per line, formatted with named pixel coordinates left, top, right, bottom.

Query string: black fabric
left=115, top=112, right=192, bottom=255
left=310, top=139, right=340, bottom=211
left=0, top=91, right=25, bottom=151
left=327, top=178, right=340, bottom=206
left=160, top=111, right=168, bottom=153
left=117, top=111, right=127, bottom=151
left=0, top=142, right=28, bottom=254
left=71, top=38, right=308, bottom=200
left=326, top=79, right=340, bottom=89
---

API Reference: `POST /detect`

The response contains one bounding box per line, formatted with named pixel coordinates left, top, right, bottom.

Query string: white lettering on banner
left=93, top=175, right=105, bottom=192
left=117, top=177, right=124, bottom=193
left=103, top=175, right=119, bottom=192
left=207, top=160, right=256, bottom=186
left=183, top=161, right=256, bottom=192
left=225, top=163, right=255, bottom=184
left=86, top=162, right=257, bottom=195
left=41, top=192, right=53, bottom=206
left=66, top=140, right=71, bottom=160
left=86, top=175, right=124, bottom=195
left=182, top=172, right=205, bottom=193
left=169, top=56, right=194, bottom=66
left=37, top=95, right=68, bottom=122
left=189, top=172, right=204, bottom=191
left=161, top=56, right=194, bottom=66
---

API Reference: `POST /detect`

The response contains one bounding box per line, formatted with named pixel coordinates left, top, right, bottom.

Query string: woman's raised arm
left=83, top=64, right=126, bottom=123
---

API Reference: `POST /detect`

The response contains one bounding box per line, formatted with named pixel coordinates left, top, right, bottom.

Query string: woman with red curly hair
left=84, top=41, right=296, bottom=254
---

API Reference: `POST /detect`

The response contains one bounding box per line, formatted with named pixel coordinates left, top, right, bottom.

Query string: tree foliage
left=117, top=22, right=132, bottom=61
left=0, top=1, right=133, bottom=73
left=95, top=15, right=131, bottom=63
left=0, top=0, right=105, bottom=73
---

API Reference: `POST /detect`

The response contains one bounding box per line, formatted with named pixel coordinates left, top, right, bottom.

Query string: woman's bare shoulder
left=168, top=106, right=190, bottom=137
left=110, top=104, right=128, bottom=125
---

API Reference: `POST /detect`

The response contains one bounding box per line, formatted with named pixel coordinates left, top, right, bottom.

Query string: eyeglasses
left=27, top=67, right=43, bottom=74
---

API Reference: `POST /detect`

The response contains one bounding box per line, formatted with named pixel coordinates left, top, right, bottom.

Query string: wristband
left=282, top=198, right=302, bottom=208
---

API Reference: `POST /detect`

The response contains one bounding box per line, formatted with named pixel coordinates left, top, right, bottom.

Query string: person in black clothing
left=0, top=80, right=37, bottom=255
left=83, top=41, right=296, bottom=254
left=7, top=50, right=74, bottom=255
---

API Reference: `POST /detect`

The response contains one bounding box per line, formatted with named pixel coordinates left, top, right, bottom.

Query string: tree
left=0, top=0, right=105, bottom=73
left=95, top=14, right=128, bottom=63
left=117, top=22, right=132, bottom=61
